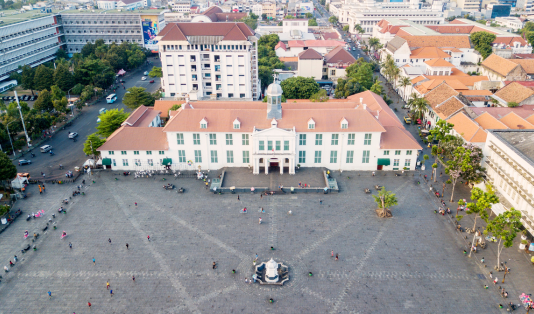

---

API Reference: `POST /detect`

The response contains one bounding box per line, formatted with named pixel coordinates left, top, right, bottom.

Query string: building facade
left=0, top=14, right=63, bottom=81
left=484, top=130, right=534, bottom=234
left=156, top=22, right=259, bottom=100
left=97, top=88, right=422, bottom=174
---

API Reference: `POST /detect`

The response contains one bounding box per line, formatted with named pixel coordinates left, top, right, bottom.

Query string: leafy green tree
left=470, top=31, right=497, bottom=59
left=20, top=65, right=36, bottom=95
left=309, top=89, right=329, bottom=102
left=461, top=187, right=499, bottom=253
left=373, top=187, right=398, bottom=218
left=428, top=120, right=455, bottom=182
left=370, top=80, right=383, bottom=95
left=440, top=134, right=464, bottom=160
left=261, top=13, right=267, bottom=20
left=325, top=4, right=329, bottom=11
left=526, top=32, right=534, bottom=47
left=407, top=93, right=429, bottom=120
left=122, top=87, right=154, bottom=110
left=33, top=65, right=55, bottom=91
left=83, top=133, right=106, bottom=157
left=399, top=76, right=411, bottom=99
left=352, top=63, right=374, bottom=90
left=460, top=143, right=485, bottom=186
left=33, top=89, right=53, bottom=112
left=507, top=101, right=519, bottom=107
left=445, top=146, right=471, bottom=202
left=127, top=49, right=146, bottom=69
left=355, top=24, right=365, bottom=35
left=50, top=85, right=65, bottom=101
left=148, top=66, right=163, bottom=78
left=308, top=18, right=318, bottom=26
left=284, top=15, right=295, bottom=19
left=305, top=13, right=313, bottom=18
left=56, top=48, right=69, bottom=60
left=53, top=96, right=68, bottom=113
left=280, top=76, right=320, bottom=99
left=484, top=209, right=522, bottom=267
left=96, top=108, right=129, bottom=138
left=334, top=77, right=362, bottom=98
left=170, top=104, right=182, bottom=111
left=0, top=151, right=17, bottom=185
left=328, top=16, right=338, bottom=24
left=53, top=64, right=75, bottom=92
left=343, top=25, right=349, bottom=32
left=71, top=83, right=84, bottom=95
left=81, top=42, right=96, bottom=58
left=24, top=110, right=52, bottom=138
left=521, top=21, right=534, bottom=36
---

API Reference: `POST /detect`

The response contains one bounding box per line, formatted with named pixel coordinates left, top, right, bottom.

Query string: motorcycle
left=49, top=151, right=55, bottom=156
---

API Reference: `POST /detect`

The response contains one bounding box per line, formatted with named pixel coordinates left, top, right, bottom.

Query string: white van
left=99, top=108, right=107, bottom=115
left=40, top=145, right=52, bottom=153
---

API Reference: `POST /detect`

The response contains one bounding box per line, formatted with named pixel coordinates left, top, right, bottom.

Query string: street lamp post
left=5, top=120, right=17, bottom=158
left=14, top=91, right=30, bottom=148
left=67, top=86, right=76, bottom=117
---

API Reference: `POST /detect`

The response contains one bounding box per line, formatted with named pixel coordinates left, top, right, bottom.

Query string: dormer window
left=308, top=118, right=315, bottom=130
left=200, top=118, right=208, bottom=129
left=233, top=118, right=240, bottom=129
left=341, top=118, right=348, bottom=129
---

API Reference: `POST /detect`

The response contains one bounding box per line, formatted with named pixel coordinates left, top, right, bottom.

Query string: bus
left=0, top=80, right=17, bottom=93
left=106, top=94, right=117, bottom=104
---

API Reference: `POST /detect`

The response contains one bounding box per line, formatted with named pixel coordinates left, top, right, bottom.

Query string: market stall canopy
left=377, top=158, right=391, bottom=166
left=162, top=158, right=172, bottom=165
left=102, top=158, right=112, bottom=166
left=117, top=69, right=126, bottom=76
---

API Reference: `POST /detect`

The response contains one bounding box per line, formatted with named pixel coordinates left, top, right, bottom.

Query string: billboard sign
left=141, top=16, right=159, bottom=51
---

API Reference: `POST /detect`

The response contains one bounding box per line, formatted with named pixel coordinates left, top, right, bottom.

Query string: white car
left=68, top=132, right=78, bottom=139
left=141, top=76, right=147, bottom=81
left=352, top=47, right=356, bottom=51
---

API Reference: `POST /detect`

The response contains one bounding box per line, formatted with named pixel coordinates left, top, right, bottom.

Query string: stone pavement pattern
left=0, top=171, right=527, bottom=313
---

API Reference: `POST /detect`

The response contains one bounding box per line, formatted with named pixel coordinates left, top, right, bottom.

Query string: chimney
left=363, top=103, right=367, bottom=110
left=360, top=97, right=363, bottom=105
left=376, top=110, right=379, bottom=120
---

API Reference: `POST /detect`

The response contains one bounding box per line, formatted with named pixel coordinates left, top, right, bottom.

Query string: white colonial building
left=484, top=130, right=534, bottom=234
left=156, top=22, right=259, bottom=100
left=98, top=84, right=422, bottom=174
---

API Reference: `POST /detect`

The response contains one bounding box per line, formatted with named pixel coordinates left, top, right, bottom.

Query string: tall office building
left=156, top=22, right=259, bottom=100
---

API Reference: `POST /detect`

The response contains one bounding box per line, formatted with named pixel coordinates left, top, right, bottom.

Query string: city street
left=13, top=58, right=161, bottom=179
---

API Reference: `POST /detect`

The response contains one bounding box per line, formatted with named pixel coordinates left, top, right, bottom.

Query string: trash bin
left=290, top=187, right=295, bottom=194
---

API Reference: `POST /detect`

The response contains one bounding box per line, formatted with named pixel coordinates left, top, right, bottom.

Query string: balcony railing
left=489, top=144, right=534, bottom=185
left=486, top=159, right=534, bottom=207
left=191, top=68, right=197, bottom=72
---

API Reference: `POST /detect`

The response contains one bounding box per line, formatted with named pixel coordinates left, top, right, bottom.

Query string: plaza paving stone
left=0, top=170, right=527, bottom=313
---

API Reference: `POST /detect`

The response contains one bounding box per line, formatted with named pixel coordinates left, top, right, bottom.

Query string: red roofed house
left=275, top=40, right=345, bottom=57
left=155, top=22, right=260, bottom=100
left=97, top=82, right=421, bottom=173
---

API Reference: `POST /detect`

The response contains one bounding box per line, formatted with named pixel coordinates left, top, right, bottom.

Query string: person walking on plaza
left=135, top=202, right=137, bottom=207
left=93, top=258, right=96, bottom=265
left=126, top=243, right=129, bottom=250
left=320, top=199, right=323, bottom=205
left=88, top=301, right=91, bottom=308
left=213, top=262, right=217, bottom=269
left=335, top=254, right=339, bottom=261
left=48, top=291, right=52, bottom=299
left=110, top=290, right=113, bottom=297
left=38, top=185, right=42, bottom=194
left=260, top=194, right=263, bottom=200
left=147, top=235, right=150, bottom=241
left=237, top=195, right=240, bottom=201
left=331, top=250, right=334, bottom=257
left=42, top=184, right=45, bottom=192
left=69, top=242, right=72, bottom=249
left=132, top=275, right=135, bottom=282
left=108, top=238, right=112, bottom=245
left=107, top=281, right=110, bottom=289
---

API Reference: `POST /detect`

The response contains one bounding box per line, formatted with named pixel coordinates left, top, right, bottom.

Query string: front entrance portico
left=253, top=155, right=295, bottom=175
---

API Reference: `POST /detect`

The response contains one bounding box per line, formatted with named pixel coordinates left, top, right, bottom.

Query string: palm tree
left=411, top=96, right=429, bottom=121
left=399, top=77, right=411, bottom=101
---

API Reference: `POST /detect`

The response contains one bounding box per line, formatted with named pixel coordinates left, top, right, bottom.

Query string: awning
left=102, top=158, right=112, bottom=166
left=377, top=158, right=390, bottom=166
left=162, top=158, right=172, bottom=165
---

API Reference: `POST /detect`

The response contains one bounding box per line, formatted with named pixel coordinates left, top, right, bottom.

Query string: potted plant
left=520, top=239, right=529, bottom=250
left=297, top=164, right=301, bottom=169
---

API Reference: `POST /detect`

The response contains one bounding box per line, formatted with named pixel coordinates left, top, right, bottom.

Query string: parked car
left=68, top=132, right=78, bottom=139
left=30, top=96, right=37, bottom=101
left=143, top=71, right=149, bottom=76
left=141, top=76, right=147, bottom=81
left=149, top=80, right=155, bottom=83
left=403, top=116, right=412, bottom=124
left=18, top=159, right=31, bottom=166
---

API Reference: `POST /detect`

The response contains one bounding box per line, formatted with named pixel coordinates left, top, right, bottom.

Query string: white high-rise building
left=156, top=22, right=259, bottom=100
left=336, top=0, right=445, bottom=37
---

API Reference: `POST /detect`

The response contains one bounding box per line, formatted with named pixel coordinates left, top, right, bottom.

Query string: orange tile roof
left=447, top=112, right=487, bottom=143
left=423, top=75, right=489, bottom=87
left=449, top=68, right=469, bottom=76
left=380, top=126, right=422, bottom=149
left=493, top=37, right=528, bottom=47
left=425, top=25, right=474, bottom=34
left=474, top=112, right=509, bottom=129
left=298, top=48, right=323, bottom=60
left=481, top=54, right=521, bottom=77
left=526, top=114, right=534, bottom=125
left=510, top=59, right=534, bottom=74
left=449, top=48, right=463, bottom=52
left=154, top=100, right=186, bottom=118
left=425, top=58, right=455, bottom=67
left=416, top=79, right=468, bottom=94
left=494, top=82, right=534, bottom=104
left=460, top=90, right=493, bottom=96
left=410, top=47, right=451, bottom=59
left=434, top=96, right=465, bottom=119
left=98, top=126, right=169, bottom=151
left=424, top=82, right=459, bottom=108
left=398, top=35, right=472, bottom=49
left=499, top=112, right=534, bottom=129
left=411, top=76, right=426, bottom=84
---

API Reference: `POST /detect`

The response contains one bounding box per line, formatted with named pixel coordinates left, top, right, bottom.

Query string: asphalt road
left=14, top=58, right=162, bottom=179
